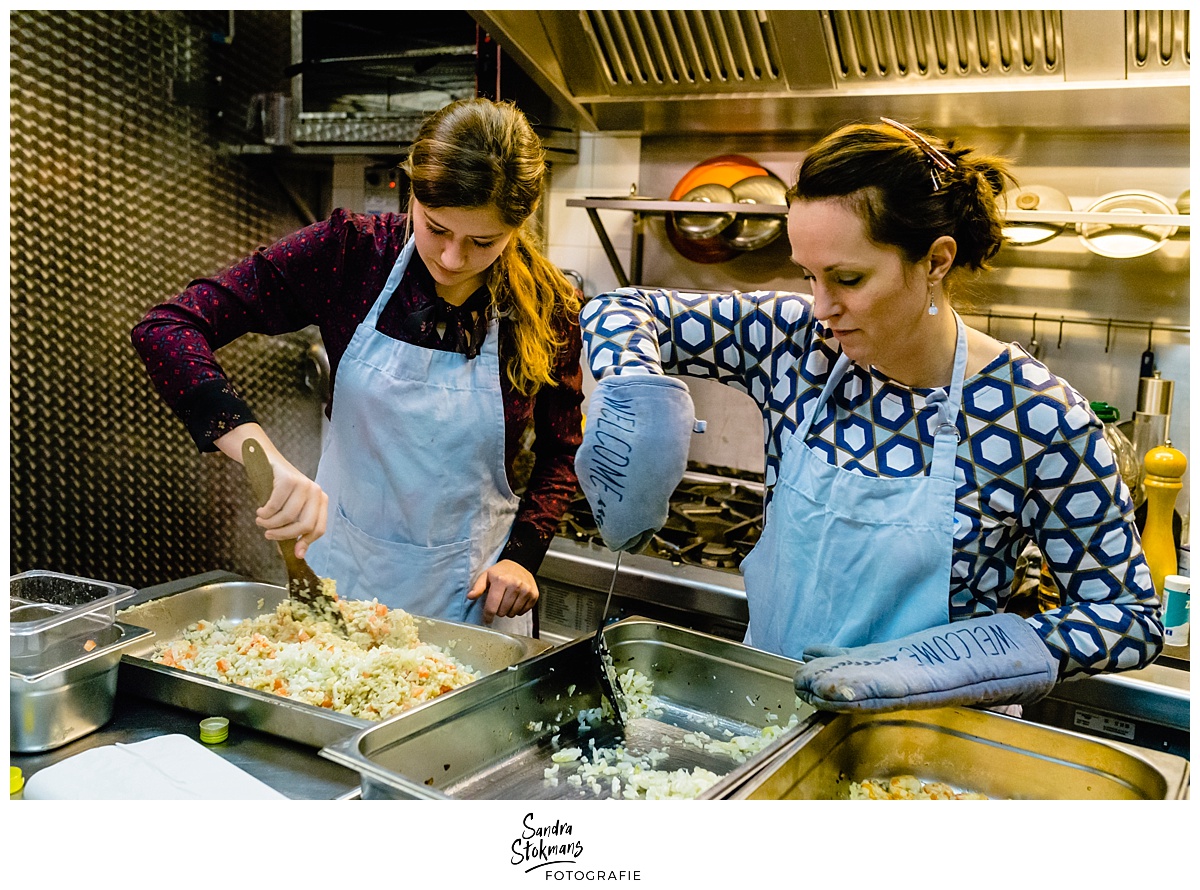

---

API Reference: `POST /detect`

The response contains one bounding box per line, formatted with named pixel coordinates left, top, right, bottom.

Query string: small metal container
left=1136, top=372, right=1176, bottom=416
left=723, top=706, right=1190, bottom=800
left=10, top=621, right=153, bottom=753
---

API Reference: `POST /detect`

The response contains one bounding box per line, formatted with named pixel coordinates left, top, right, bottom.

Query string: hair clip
left=880, top=117, right=955, bottom=190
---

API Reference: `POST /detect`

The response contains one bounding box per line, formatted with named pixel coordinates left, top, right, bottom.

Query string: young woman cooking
left=133, top=98, right=583, bottom=635
left=575, top=119, right=1163, bottom=712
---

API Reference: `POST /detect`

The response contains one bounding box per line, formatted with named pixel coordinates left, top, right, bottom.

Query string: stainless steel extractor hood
left=470, top=9, right=1190, bottom=133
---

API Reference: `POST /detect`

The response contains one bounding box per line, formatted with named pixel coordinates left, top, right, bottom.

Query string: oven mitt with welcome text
left=793, top=613, right=1061, bottom=713
left=576, top=374, right=699, bottom=553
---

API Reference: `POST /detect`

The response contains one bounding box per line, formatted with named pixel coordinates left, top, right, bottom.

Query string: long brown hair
left=403, top=98, right=579, bottom=396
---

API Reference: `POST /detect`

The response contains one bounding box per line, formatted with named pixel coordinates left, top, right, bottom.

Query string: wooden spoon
left=241, top=438, right=348, bottom=633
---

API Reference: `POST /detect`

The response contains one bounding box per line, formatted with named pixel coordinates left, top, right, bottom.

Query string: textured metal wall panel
left=10, top=10, right=324, bottom=590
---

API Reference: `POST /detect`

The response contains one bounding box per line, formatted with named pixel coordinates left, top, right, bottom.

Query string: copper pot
left=667, top=155, right=769, bottom=264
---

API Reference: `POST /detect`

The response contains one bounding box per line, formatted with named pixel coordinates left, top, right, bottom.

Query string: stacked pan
left=667, top=155, right=788, bottom=263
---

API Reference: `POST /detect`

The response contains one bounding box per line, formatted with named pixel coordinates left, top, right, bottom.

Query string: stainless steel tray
left=116, top=580, right=552, bottom=749
left=725, top=706, right=1191, bottom=800
left=320, top=617, right=818, bottom=799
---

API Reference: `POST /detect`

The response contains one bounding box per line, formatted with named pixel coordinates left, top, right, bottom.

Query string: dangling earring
left=927, top=282, right=938, bottom=316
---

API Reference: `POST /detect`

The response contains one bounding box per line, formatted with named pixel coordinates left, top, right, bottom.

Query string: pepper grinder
left=1141, top=442, right=1187, bottom=599
left=1131, top=372, right=1175, bottom=507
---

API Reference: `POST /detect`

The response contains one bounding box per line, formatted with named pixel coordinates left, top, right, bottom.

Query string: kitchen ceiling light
left=1078, top=190, right=1179, bottom=259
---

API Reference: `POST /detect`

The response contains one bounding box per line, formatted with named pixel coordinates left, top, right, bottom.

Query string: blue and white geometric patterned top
left=581, top=286, right=1163, bottom=680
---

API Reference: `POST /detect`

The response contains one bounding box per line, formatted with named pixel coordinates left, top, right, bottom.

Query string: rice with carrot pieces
left=151, top=599, right=480, bottom=720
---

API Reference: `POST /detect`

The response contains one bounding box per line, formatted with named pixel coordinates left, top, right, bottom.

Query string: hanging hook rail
left=960, top=311, right=1188, bottom=337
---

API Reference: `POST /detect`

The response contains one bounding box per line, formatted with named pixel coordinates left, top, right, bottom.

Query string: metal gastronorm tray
left=725, top=706, right=1190, bottom=800
left=320, top=616, right=818, bottom=799
left=116, top=580, right=552, bottom=749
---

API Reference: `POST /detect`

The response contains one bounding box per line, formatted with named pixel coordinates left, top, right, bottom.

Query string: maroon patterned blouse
left=132, top=209, right=583, bottom=574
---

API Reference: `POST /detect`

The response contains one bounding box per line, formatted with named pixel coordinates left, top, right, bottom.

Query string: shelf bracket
left=585, top=207, right=630, bottom=289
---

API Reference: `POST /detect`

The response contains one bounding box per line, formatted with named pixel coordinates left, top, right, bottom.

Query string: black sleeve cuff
left=176, top=379, right=259, bottom=453
left=499, top=521, right=551, bottom=576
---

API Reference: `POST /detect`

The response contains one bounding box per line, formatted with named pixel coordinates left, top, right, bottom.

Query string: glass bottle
left=1090, top=402, right=1140, bottom=502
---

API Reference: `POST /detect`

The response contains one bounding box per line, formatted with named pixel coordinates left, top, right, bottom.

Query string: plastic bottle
left=1141, top=443, right=1187, bottom=598
left=1161, top=574, right=1190, bottom=647
left=1090, top=401, right=1140, bottom=497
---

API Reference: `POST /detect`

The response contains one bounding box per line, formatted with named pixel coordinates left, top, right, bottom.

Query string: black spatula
left=591, top=552, right=626, bottom=730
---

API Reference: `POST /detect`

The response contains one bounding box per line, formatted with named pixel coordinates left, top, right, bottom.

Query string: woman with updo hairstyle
left=134, top=98, right=583, bottom=633
left=575, top=118, right=1161, bottom=714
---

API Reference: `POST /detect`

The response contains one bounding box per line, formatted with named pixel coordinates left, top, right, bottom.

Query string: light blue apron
left=305, top=237, right=527, bottom=632
left=740, top=314, right=969, bottom=660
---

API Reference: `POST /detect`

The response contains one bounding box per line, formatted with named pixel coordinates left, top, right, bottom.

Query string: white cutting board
left=23, top=733, right=288, bottom=800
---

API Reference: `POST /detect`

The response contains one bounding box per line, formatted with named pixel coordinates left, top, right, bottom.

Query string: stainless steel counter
left=1024, top=656, right=1191, bottom=760
left=12, top=572, right=1188, bottom=799
left=11, top=689, right=363, bottom=799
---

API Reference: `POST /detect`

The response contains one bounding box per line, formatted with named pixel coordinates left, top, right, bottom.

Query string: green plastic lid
left=1090, top=401, right=1121, bottom=423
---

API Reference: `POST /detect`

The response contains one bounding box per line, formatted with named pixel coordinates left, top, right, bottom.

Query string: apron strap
left=925, top=313, right=969, bottom=481
left=364, top=236, right=501, bottom=360
left=803, top=351, right=852, bottom=439
left=363, top=237, right=418, bottom=328
left=803, top=312, right=969, bottom=479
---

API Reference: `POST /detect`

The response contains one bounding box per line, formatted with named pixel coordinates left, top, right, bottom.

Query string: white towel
left=23, top=733, right=288, bottom=800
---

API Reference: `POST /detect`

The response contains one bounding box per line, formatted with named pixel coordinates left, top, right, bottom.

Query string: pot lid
left=673, top=183, right=737, bottom=240
left=722, top=174, right=787, bottom=251
left=1078, top=190, right=1179, bottom=258
left=999, top=185, right=1072, bottom=246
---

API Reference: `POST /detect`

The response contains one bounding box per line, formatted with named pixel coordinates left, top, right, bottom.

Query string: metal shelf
left=567, top=197, right=1191, bottom=227
left=568, top=197, right=785, bottom=216
left=220, top=143, right=405, bottom=157
left=565, top=197, right=1191, bottom=288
